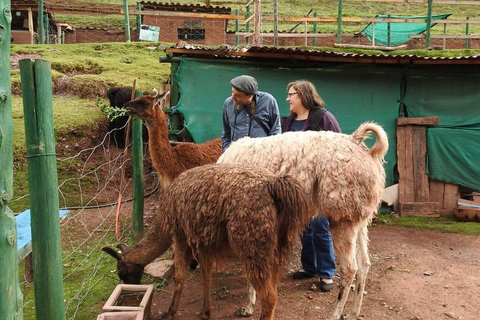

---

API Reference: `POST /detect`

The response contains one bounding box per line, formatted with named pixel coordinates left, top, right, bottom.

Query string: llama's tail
left=351, top=122, right=389, bottom=162
left=268, top=176, right=311, bottom=264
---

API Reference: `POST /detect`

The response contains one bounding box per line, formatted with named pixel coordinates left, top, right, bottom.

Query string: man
left=221, top=75, right=281, bottom=151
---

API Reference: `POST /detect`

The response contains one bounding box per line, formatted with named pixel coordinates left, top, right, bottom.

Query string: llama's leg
left=329, top=225, right=359, bottom=320
left=257, top=276, right=278, bottom=320
left=234, top=283, right=256, bottom=317
left=351, top=223, right=370, bottom=317
left=197, top=252, right=213, bottom=320
left=162, top=242, right=189, bottom=319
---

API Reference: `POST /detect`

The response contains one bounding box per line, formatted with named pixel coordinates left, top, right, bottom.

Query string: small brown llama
left=123, top=89, right=222, bottom=189
left=103, top=163, right=311, bottom=320
left=218, top=122, right=389, bottom=320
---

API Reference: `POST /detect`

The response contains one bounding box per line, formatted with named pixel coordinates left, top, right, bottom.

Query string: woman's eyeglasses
left=287, top=92, right=297, bottom=97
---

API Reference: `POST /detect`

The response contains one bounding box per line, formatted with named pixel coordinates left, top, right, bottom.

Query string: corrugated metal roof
left=140, top=1, right=231, bottom=14
left=166, top=45, right=480, bottom=65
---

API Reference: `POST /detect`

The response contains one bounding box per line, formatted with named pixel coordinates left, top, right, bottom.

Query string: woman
left=282, top=80, right=341, bottom=292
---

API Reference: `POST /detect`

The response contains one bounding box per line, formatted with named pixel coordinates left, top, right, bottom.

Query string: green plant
left=96, top=96, right=129, bottom=121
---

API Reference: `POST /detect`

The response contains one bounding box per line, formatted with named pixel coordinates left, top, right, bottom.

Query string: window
left=178, top=21, right=205, bottom=41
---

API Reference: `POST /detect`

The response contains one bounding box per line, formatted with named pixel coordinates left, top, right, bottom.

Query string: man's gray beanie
left=230, top=75, right=258, bottom=95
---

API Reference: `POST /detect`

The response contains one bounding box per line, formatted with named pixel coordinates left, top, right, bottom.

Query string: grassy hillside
left=50, top=0, right=480, bottom=34
left=10, top=41, right=170, bottom=212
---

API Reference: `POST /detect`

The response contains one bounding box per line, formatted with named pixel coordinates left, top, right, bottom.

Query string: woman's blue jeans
left=300, top=215, right=336, bottom=279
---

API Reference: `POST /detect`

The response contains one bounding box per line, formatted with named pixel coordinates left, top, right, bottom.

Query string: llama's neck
left=124, top=220, right=172, bottom=266
left=145, top=108, right=175, bottom=188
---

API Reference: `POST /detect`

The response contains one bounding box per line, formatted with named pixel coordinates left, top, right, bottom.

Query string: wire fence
left=18, top=123, right=162, bottom=319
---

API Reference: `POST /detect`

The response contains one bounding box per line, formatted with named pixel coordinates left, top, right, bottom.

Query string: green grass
left=376, top=214, right=480, bottom=236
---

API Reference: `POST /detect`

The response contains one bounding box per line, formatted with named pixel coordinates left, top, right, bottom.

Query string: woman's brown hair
left=287, top=80, right=325, bottom=111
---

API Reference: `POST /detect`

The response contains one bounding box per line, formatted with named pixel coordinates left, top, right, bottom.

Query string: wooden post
left=123, top=0, right=131, bottom=42
left=273, top=0, right=278, bottom=47
left=312, top=12, right=317, bottom=46
left=132, top=90, right=144, bottom=242
left=38, top=0, right=44, bottom=43
left=426, top=0, right=433, bottom=47
left=20, top=59, right=66, bottom=320
left=57, top=25, right=61, bottom=44
left=245, top=0, right=250, bottom=45
left=0, top=2, right=24, bottom=317
left=337, top=0, right=343, bottom=44
left=137, top=2, right=141, bottom=41
left=443, top=23, right=446, bottom=49
left=387, top=15, right=391, bottom=47
left=235, top=9, right=240, bottom=46
left=465, top=17, right=470, bottom=49
left=28, top=7, right=34, bottom=44
left=253, top=0, right=261, bottom=45
left=44, top=13, right=48, bottom=43
left=397, top=117, right=440, bottom=216
left=372, top=22, right=375, bottom=46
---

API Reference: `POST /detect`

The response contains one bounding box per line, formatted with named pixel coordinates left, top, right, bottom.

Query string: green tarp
left=175, top=58, right=480, bottom=190
left=175, top=58, right=401, bottom=187
left=403, top=66, right=480, bottom=190
left=363, top=14, right=451, bottom=46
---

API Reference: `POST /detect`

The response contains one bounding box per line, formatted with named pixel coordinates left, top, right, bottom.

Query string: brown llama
left=123, top=89, right=222, bottom=190
left=103, top=163, right=311, bottom=320
left=218, top=122, right=389, bottom=320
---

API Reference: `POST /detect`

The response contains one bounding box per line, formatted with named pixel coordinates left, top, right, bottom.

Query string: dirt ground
left=146, top=225, right=480, bottom=320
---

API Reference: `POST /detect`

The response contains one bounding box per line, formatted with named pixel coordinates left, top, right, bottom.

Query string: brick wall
left=142, top=16, right=226, bottom=45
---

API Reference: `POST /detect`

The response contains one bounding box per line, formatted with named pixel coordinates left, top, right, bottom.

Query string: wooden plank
left=396, top=126, right=407, bottom=203
left=412, top=126, right=429, bottom=202
left=334, top=43, right=408, bottom=50
left=403, top=126, right=415, bottom=202
left=132, top=10, right=243, bottom=20
left=456, top=208, right=480, bottom=222
left=400, top=202, right=440, bottom=217
left=473, top=192, right=480, bottom=202
left=397, top=117, right=439, bottom=126
left=410, top=34, right=480, bottom=39
left=443, top=184, right=459, bottom=211
left=429, top=179, right=445, bottom=206
left=458, top=198, right=480, bottom=208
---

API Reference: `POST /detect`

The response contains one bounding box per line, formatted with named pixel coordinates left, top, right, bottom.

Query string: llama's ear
left=153, top=91, right=168, bottom=106
left=102, top=246, right=123, bottom=261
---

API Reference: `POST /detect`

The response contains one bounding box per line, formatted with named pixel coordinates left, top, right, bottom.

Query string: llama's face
left=117, top=261, right=144, bottom=284
left=124, top=92, right=168, bottom=122
left=123, top=95, right=157, bottom=121
left=102, top=246, right=144, bottom=284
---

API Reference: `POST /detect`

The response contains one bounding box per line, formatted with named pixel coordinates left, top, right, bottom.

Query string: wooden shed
left=159, top=45, right=480, bottom=217
left=11, top=0, right=58, bottom=44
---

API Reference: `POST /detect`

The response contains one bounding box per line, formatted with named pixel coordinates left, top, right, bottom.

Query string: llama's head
left=123, top=89, right=168, bottom=122
left=102, top=245, right=144, bottom=284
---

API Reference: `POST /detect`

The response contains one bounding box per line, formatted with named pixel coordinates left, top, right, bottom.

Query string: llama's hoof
left=234, top=307, right=253, bottom=317
left=196, top=310, right=211, bottom=319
